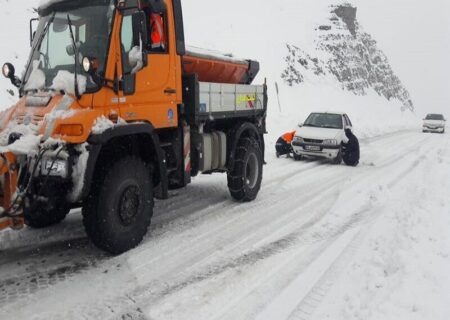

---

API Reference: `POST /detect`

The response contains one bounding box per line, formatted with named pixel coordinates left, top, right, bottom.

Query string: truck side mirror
left=298, top=123, right=303, bottom=128
left=2, top=63, right=15, bottom=79
left=2, top=63, right=21, bottom=88
left=132, top=11, right=148, bottom=67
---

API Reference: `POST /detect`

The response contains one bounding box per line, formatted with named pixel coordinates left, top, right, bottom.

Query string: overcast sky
left=355, top=0, right=450, bottom=115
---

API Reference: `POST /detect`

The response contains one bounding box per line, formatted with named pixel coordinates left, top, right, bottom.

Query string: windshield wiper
left=67, top=14, right=81, bottom=100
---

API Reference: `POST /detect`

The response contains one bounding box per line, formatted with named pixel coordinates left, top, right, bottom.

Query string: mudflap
left=0, top=152, right=24, bottom=232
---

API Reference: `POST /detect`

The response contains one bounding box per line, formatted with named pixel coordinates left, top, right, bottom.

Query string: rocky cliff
left=281, top=3, right=414, bottom=111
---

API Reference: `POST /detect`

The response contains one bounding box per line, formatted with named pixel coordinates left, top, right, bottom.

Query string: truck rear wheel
left=228, top=137, right=263, bottom=202
left=82, top=157, right=153, bottom=254
left=24, top=201, right=70, bottom=229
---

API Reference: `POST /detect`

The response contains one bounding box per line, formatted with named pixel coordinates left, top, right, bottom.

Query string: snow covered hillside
left=281, top=4, right=414, bottom=111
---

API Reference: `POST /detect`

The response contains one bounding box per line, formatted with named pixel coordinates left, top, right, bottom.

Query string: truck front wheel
left=228, top=137, right=263, bottom=202
left=82, top=157, right=153, bottom=254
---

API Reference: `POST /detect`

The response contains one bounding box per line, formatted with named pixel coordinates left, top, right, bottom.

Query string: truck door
left=118, top=10, right=178, bottom=129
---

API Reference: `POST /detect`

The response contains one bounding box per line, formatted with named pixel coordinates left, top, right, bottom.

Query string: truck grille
left=15, top=114, right=45, bottom=126
left=303, top=138, right=323, bottom=144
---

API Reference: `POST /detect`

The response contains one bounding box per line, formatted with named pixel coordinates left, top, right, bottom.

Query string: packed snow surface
left=1, top=129, right=449, bottom=320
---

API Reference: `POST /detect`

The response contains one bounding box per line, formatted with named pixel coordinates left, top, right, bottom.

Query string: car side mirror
left=298, top=123, right=303, bottom=128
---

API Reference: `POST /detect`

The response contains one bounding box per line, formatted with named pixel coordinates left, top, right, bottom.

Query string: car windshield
left=22, top=0, right=115, bottom=94
left=304, top=113, right=343, bottom=129
left=425, top=114, right=444, bottom=120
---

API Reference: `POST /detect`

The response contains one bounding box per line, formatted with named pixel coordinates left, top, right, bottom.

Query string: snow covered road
left=1, top=129, right=449, bottom=320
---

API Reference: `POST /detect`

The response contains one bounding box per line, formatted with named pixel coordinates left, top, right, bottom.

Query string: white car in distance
left=423, top=114, right=446, bottom=133
left=292, top=112, right=353, bottom=164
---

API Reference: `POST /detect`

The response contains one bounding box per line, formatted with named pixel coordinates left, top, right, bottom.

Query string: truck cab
left=0, top=0, right=267, bottom=254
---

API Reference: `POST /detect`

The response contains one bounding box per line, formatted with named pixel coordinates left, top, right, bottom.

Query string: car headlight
left=293, top=136, right=303, bottom=143
left=41, top=158, right=69, bottom=178
left=323, top=139, right=338, bottom=145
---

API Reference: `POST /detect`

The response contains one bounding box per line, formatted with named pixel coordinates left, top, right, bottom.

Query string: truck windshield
left=22, top=0, right=115, bottom=94
left=304, top=113, right=343, bottom=129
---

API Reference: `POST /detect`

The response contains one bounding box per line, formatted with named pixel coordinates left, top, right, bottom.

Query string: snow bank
left=51, top=70, right=87, bottom=96
left=23, top=60, right=45, bottom=92
left=3, top=134, right=42, bottom=155
left=91, top=115, right=127, bottom=135
left=91, top=115, right=114, bottom=134
left=0, top=119, right=41, bottom=153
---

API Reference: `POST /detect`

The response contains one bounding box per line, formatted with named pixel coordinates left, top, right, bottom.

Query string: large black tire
left=228, top=137, right=263, bottom=202
left=24, top=201, right=70, bottom=229
left=82, top=156, right=153, bottom=254
left=293, top=153, right=302, bottom=161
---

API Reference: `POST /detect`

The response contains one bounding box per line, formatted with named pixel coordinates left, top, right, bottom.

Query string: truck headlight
left=41, top=158, right=68, bottom=178
left=323, top=139, right=338, bottom=145
left=293, top=136, right=303, bottom=143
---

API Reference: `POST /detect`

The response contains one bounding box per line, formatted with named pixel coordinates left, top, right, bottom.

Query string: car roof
left=309, top=111, right=346, bottom=115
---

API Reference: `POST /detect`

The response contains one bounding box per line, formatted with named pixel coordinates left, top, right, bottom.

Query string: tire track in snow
left=253, top=134, right=438, bottom=320
left=0, top=132, right=435, bottom=319
left=111, top=133, right=435, bottom=320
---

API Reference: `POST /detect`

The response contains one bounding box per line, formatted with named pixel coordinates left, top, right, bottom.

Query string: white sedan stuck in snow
left=292, top=112, right=358, bottom=165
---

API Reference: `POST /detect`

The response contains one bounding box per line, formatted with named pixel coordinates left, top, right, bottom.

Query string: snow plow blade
left=0, top=152, right=23, bottom=232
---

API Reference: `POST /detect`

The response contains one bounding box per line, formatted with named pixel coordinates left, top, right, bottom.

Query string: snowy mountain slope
left=281, top=4, right=414, bottom=111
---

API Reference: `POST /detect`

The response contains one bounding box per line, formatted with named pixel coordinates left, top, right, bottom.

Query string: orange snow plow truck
left=0, top=0, right=267, bottom=254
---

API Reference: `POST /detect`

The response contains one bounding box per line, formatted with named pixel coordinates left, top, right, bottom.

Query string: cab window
left=147, top=12, right=167, bottom=53
left=120, top=15, right=134, bottom=74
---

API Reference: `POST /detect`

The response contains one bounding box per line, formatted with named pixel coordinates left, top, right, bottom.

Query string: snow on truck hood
left=0, top=94, right=75, bottom=155
left=296, top=126, right=342, bottom=140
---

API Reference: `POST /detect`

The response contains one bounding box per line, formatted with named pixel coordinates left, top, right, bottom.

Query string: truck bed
left=182, top=74, right=267, bottom=125
left=183, top=46, right=260, bottom=85
left=199, top=82, right=265, bottom=118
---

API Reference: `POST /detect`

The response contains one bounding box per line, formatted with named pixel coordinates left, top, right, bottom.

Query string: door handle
left=164, top=88, right=177, bottom=95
